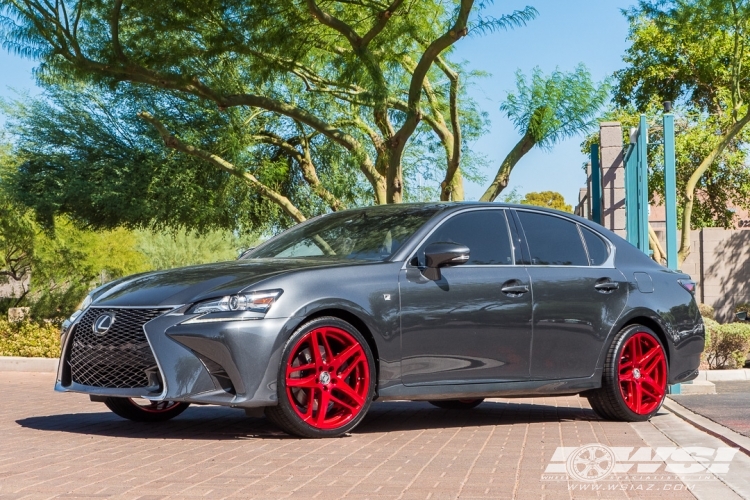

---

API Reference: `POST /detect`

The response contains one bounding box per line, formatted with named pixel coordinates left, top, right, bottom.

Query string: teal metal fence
left=594, top=110, right=678, bottom=270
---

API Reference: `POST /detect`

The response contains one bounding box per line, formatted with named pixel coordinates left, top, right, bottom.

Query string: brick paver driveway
left=0, top=372, right=699, bottom=499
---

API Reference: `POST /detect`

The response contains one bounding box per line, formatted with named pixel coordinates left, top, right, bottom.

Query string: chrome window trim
left=513, top=208, right=616, bottom=269
left=402, top=207, right=517, bottom=270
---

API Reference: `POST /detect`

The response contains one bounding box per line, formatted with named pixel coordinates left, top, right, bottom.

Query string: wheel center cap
left=633, top=368, right=642, bottom=380
left=319, top=371, right=331, bottom=385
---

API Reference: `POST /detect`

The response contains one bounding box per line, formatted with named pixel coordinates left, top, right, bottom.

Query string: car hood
left=91, top=258, right=372, bottom=308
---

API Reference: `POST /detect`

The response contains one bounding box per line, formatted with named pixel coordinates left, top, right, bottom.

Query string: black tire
left=104, top=397, right=190, bottom=422
left=265, top=316, right=376, bottom=438
left=428, top=398, right=484, bottom=410
left=587, top=325, right=668, bottom=422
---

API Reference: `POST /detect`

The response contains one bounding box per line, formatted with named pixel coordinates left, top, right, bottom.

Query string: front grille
left=69, top=308, right=167, bottom=389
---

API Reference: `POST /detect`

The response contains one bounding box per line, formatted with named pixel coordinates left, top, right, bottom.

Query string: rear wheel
left=104, top=397, right=190, bottom=422
left=587, top=325, right=668, bottom=422
left=428, top=399, right=484, bottom=410
left=265, top=317, right=376, bottom=438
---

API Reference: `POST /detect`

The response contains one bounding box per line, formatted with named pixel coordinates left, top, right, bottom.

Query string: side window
left=418, top=211, right=513, bottom=266
left=517, top=211, right=588, bottom=266
left=581, top=227, right=610, bottom=266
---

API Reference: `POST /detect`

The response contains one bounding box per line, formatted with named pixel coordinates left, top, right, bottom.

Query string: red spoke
left=310, top=330, right=324, bottom=368
left=287, top=374, right=317, bottom=388
left=320, top=329, right=334, bottom=365
left=336, top=380, right=365, bottom=406
left=316, top=390, right=330, bottom=426
left=337, top=357, right=361, bottom=379
left=304, top=388, right=316, bottom=420
left=634, top=382, right=643, bottom=413
left=330, top=393, right=358, bottom=413
left=331, top=343, right=361, bottom=369
left=287, top=362, right=315, bottom=376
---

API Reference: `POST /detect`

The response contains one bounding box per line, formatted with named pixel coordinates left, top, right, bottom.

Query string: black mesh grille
left=69, top=308, right=167, bottom=389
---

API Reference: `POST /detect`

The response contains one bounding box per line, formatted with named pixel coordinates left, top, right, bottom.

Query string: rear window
left=517, top=211, right=588, bottom=266
left=581, top=227, right=609, bottom=266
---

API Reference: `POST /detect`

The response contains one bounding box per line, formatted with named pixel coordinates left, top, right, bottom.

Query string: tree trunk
left=480, top=133, right=536, bottom=202
left=678, top=110, right=750, bottom=264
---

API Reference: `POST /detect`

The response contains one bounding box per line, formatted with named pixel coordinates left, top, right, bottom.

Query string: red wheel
left=617, top=332, right=668, bottom=415
left=266, top=317, right=375, bottom=438
left=587, top=325, right=668, bottom=421
left=103, top=397, right=190, bottom=422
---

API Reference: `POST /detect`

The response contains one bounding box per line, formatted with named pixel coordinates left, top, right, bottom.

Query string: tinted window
left=249, top=207, right=439, bottom=261
left=581, top=227, right=609, bottom=265
left=418, top=210, right=513, bottom=265
left=517, top=211, right=588, bottom=266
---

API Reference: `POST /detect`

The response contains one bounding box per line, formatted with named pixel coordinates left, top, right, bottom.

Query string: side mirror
left=422, top=242, right=470, bottom=280
left=737, top=311, right=748, bottom=321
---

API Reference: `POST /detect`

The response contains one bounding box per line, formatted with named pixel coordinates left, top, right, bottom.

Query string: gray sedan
left=56, top=203, right=704, bottom=438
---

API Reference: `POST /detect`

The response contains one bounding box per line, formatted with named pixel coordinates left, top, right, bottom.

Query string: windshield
left=246, top=207, right=440, bottom=261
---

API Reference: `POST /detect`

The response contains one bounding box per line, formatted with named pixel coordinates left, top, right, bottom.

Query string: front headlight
left=68, top=294, right=93, bottom=323
left=187, top=289, right=283, bottom=318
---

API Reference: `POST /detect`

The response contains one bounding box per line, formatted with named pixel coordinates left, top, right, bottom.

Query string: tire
left=428, top=398, right=484, bottom=410
left=265, top=316, right=376, bottom=438
left=104, top=397, right=190, bottom=422
left=587, top=325, right=668, bottom=422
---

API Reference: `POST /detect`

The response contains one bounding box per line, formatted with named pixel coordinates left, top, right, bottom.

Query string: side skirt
left=377, top=370, right=602, bottom=401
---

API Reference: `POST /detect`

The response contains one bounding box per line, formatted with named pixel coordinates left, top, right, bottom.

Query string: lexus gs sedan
left=56, top=203, right=704, bottom=438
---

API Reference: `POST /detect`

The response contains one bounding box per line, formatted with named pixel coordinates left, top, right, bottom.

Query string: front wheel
left=428, top=399, right=484, bottom=410
left=587, top=325, right=668, bottom=422
left=265, top=317, right=376, bottom=438
left=104, top=397, right=190, bottom=422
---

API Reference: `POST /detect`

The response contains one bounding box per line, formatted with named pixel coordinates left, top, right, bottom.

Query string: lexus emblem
left=93, top=313, right=115, bottom=335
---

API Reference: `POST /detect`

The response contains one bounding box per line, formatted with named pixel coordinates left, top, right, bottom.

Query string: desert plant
left=0, top=318, right=61, bottom=358
left=702, top=318, right=750, bottom=369
left=698, top=303, right=716, bottom=320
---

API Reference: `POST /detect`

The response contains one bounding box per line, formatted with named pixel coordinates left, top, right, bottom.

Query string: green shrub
left=702, top=318, right=750, bottom=369
left=736, top=302, right=750, bottom=315
left=699, top=303, right=715, bottom=320
left=0, top=319, right=61, bottom=358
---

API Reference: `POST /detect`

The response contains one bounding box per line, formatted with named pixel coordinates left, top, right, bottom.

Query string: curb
left=0, top=356, right=58, bottom=373
left=663, top=398, right=750, bottom=457
left=695, top=369, right=750, bottom=381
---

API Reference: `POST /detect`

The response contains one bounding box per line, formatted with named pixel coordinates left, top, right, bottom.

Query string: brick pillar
left=599, top=122, right=626, bottom=238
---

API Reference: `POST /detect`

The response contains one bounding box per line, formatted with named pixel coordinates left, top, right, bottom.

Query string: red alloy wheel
left=284, top=326, right=370, bottom=430
left=617, top=332, right=667, bottom=415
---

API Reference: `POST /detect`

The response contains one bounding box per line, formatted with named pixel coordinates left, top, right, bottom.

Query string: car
left=56, top=203, right=705, bottom=438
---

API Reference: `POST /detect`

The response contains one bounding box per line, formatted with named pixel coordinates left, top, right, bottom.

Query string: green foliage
left=498, top=186, right=523, bottom=204
left=135, top=229, right=258, bottom=270
left=0, top=319, right=61, bottom=357
left=28, top=218, right=149, bottom=319
left=0, top=0, right=533, bottom=214
left=735, top=302, right=750, bottom=314
left=582, top=103, right=750, bottom=230
left=501, top=65, right=610, bottom=149
left=520, top=191, right=572, bottom=212
left=702, top=317, right=750, bottom=369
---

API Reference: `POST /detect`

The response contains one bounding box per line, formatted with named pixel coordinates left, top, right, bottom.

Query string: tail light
left=678, top=280, right=696, bottom=295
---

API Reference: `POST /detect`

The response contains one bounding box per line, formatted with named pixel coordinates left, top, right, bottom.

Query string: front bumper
left=56, top=308, right=295, bottom=408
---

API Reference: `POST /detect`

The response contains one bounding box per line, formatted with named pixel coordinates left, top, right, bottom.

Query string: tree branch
left=138, top=111, right=308, bottom=223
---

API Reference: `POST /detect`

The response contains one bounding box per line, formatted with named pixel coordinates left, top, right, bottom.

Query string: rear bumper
left=56, top=309, right=293, bottom=408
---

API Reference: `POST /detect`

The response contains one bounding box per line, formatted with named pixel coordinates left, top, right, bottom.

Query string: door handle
left=501, top=284, right=529, bottom=294
left=594, top=281, right=619, bottom=292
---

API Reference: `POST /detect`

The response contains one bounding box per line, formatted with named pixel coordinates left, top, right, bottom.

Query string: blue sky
left=0, top=0, right=632, bottom=207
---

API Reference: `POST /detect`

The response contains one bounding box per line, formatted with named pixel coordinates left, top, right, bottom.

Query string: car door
left=513, top=210, right=628, bottom=380
left=399, top=209, right=533, bottom=385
